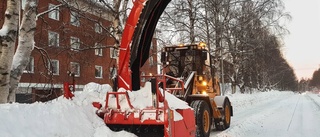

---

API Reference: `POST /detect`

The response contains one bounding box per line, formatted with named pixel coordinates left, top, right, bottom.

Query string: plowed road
left=211, top=92, right=320, bottom=137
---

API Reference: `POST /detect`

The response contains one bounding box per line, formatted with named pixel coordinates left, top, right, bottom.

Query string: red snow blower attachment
left=95, top=75, right=196, bottom=137
left=92, top=0, right=195, bottom=136
left=93, top=0, right=232, bottom=136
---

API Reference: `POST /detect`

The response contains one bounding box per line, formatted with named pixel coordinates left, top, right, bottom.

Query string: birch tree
left=99, top=0, right=129, bottom=45
left=0, top=0, right=20, bottom=103
left=9, top=0, right=38, bottom=102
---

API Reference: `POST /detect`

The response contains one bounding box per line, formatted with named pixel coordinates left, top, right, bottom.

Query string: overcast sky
left=282, top=0, right=320, bottom=80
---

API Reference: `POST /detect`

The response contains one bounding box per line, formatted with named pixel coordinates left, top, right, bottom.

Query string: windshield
left=165, top=49, right=203, bottom=78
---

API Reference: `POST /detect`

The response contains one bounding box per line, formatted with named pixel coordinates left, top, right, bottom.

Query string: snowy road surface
left=212, top=92, right=320, bottom=137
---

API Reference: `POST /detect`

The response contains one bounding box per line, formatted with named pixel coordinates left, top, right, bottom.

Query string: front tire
left=215, top=98, right=231, bottom=130
left=191, top=100, right=212, bottom=137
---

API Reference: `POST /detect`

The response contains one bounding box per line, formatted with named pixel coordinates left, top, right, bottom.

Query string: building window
left=141, top=72, right=145, bottom=82
left=48, top=4, right=59, bottom=20
left=95, top=23, right=102, bottom=33
left=95, top=43, right=103, bottom=56
left=23, top=56, right=34, bottom=73
left=48, top=31, right=59, bottom=47
left=70, top=36, right=80, bottom=51
left=49, top=59, right=59, bottom=75
left=110, top=47, right=118, bottom=59
left=110, top=67, right=117, bottom=79
left=70, top=62, right=80, bottom=77
left=95, top=48, right=103, bottom=56
left=70, top=11, right=80, bottom=26
left=149, top=56, right=154, bottom=66
left=95, top=66, right=103, bottom=78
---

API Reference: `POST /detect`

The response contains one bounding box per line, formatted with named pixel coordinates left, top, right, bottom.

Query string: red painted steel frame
left=100, top=0, right=197, bottom=136
left=103, top=74, right=196, bottom=137
left=117, top=0, right=146, bottom=90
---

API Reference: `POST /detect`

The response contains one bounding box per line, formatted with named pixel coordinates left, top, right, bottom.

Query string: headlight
left=199, top=42, right=206, bottom=47
left=198, top=76, right=203, bottom=81
left=202, top=81, right=207, bottom=86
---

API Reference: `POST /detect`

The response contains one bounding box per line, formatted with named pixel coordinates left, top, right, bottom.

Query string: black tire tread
left=214, top=98, right=231, bottom=131
left=191, top=100, right=211, bottom=137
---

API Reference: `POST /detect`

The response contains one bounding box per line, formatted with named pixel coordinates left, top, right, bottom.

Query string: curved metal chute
left=130, top=0, right=171, bottom=91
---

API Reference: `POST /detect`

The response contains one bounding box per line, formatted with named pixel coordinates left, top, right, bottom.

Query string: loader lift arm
left=118, top=0, right=171, bottom=91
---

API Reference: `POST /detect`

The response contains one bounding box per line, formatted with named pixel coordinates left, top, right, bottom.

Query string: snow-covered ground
left=0, top=83, right=136, bottom=137
left=212, top=91, right=320, bottom=137
left=1, top=83, right=320, bottom=137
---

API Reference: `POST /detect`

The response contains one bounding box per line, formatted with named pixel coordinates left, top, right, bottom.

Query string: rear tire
left=191, top=100, right=212, bottom=137
left=215, top=98, right=231, bottom=130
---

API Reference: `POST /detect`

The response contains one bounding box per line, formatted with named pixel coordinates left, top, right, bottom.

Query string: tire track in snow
left=286, top=95, right=300, bottom=131
left=284, top=93, right=320, bottom=137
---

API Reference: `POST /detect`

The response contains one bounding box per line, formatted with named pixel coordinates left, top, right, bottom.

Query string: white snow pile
left=2, top=81, right=315, bottom=137
left=305, top=91, right=320, bottom=105
left=226, top=90, right=293, bottom=112
left=0, top=82, right=136, bottom=137
left=0, top=82, right=190, bottom=137
left=109, top=82, right=190, bottom=110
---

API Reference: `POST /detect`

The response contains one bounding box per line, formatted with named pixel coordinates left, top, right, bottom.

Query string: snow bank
left=226, top=90, right=294, bottom=112
left=0, top=82, right=191, bottom=137
left=0, top=83, right=136, bottom=137
left=305, top=91, right=320, bottom=108
left=6, top=82, right=303, bottom=137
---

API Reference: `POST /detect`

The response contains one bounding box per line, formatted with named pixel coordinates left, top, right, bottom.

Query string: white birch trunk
left=9, top=0, right=38, bottom=102
left=113, top=0, right=122, bottom=44
left=112, top=0, right=123, bottom=75
left=0, top=0, right=20, bottom=103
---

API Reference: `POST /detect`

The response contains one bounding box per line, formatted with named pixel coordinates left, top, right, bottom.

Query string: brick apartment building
left=0, top=0, right=157, bottom=103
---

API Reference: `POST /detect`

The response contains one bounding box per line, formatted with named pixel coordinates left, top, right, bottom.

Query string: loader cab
left=161, top=42, right=221, bottom=96
left=161, top=42, right=209, bottom=76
